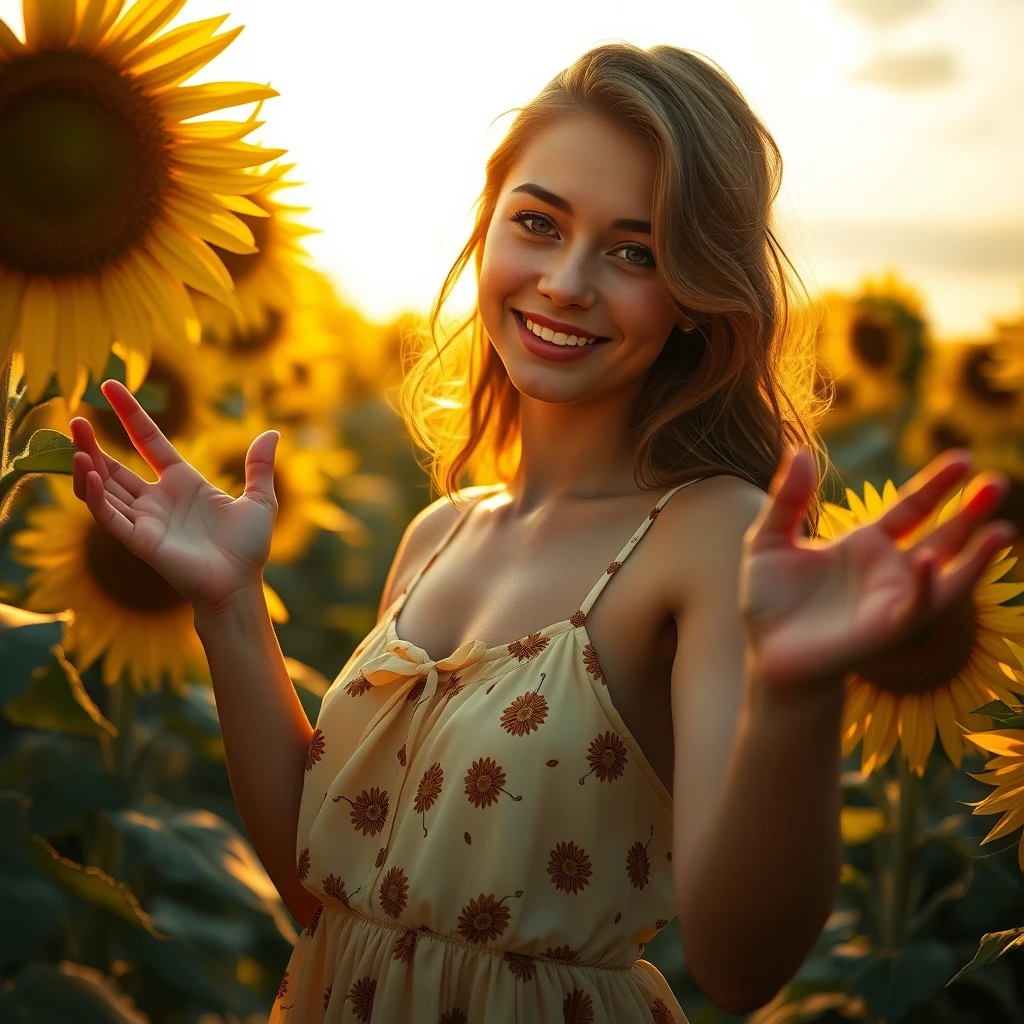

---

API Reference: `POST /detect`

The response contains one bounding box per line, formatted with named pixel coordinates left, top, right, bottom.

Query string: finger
left=875, top=448, right=973, bottom=540
left=932, top=519, right=1018, bottom=609
left=99, top=379, right=183, bottom=475
left=747, top=446, right=817, bottom=550
left=84, top=470, right=136, bottom=548
left=911, top=471, right=1009, bottom=565
left=242, top=430, right=280, bottom=510
left=70, top=416, right=140, bottom=504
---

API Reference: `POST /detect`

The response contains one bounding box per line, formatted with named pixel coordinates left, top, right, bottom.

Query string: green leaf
left=0, top=604, right=68, bottom=705
left=104, top=799, right=297, bottom=943
left=28, top=834, right=165, bottom=938
left=162, top=683, right=225, bottom=763
left=0, top=791, right=65, bottom=968
left=0, top=961, right=148, bottom=1023
left=969, top=698, right=1024, bottom=730
left=3, top=645, right=116, bottom=739
left=947, top=926, right=1024, bottom=985
left=841, top=940, right=955, bottom=1018
left=11, top=427, right=77, bottom=473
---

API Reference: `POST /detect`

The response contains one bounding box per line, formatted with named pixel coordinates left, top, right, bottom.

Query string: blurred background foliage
left=1, top=2, right=1024, bottom=1023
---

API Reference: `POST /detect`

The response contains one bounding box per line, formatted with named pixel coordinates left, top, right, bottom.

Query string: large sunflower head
left=815, top=273, right=928, bottom=431
left=819, top=479, right=1024, bottom=776
left=0, top=0, right=284, bottom=405
left=898, top=404, right=984, bottom=471
left=191, top=163, right=316, bottom=344
left=192, top=411, right=365, bottom=564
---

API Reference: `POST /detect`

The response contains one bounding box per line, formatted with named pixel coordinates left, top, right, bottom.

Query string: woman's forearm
left=676, top=650, right=846, bottom=1015
left=192, top=584, right=321, bottom=928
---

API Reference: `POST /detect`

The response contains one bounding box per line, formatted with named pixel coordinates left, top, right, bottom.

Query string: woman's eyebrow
left=507, top=183, right=651, bottom=233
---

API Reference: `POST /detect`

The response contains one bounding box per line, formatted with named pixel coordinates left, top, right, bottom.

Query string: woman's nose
left=537, top=248, right=596, bottom=309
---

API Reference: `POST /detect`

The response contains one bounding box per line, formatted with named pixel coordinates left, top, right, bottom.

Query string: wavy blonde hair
left=399, top=42, right=830, bottom=533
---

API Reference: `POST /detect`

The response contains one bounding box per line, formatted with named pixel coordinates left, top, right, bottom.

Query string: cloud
left=851, top=49, right=957, bottom=90
left=837, top=0, right=938, bottom=30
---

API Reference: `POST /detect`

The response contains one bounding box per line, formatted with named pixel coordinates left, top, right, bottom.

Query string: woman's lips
left=512, top=310, right=610, bottom=363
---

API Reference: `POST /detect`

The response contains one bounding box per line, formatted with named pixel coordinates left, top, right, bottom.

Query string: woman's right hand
left=71, top=379, right=280, bottom=617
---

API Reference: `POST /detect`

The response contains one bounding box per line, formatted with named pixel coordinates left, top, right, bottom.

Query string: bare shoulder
left=376, top=484, right=502, bottom=620
left=647, top=474, right=770, bottom=612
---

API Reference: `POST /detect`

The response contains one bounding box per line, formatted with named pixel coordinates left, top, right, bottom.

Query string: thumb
left=242, top=430, right=280, bottom=509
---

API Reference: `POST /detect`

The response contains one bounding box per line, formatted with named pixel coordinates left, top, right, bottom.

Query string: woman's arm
left=192, top=586, right=322, bottom=930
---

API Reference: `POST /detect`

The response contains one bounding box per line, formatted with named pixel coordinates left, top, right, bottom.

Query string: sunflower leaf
left=946, top=926, right=1024, bottom=985
left=0, top=961, right=149, bottom=1024
left=27, top=835, right=165, bottom=938
left=970, top=699, right=1024, bottom=729
left=0, top=605, right=66, bottom=705
left=2, top=645, right=116, bottom=740
left=839, top=940, right=955, bottom=1017
left=11, top=428, right=77, bottom=474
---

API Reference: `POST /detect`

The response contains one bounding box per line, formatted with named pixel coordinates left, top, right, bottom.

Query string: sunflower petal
left=214, top=193, right=270, bottom=217
left=137, top=25, right=243, bottom=91
left=862, top=690, right=897, bottom=775
left=123, top=248, right=192, bottom=348
left=0, top=272, right=27, bottom=366
left=18, top=278, right=58, bottom=402
left=129, top=13, right=226, bottom=68
left=964, top=729, right=1024, bottom=757
left=103, top=264, right=153, bottom=384
left=173, top=119, right=265, bottom=144
left=77, top=278, right=114, bottom=383
left=0, top=17, right=26, bottom=56
left=159, top=82, right=279, bottom=121
left=933, top=686, right=964, bottom=769
left=164, top=191, right=256, bottom=253
left=175, top=140, right=288, bottom=170
left=24, top=0, right=76, bottom=48
left=144, top=221, right=238, bottom=311
left=104, top=0, right=187, bottom=62
left=172, top=165, right=277, bottom=196
left=976, top=804, right=1024, bottom=845
left=73, top=0, right=125, bottom=48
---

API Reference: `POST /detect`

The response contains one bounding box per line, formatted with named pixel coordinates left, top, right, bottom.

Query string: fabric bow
left=361, top=637, right=489, bottom=690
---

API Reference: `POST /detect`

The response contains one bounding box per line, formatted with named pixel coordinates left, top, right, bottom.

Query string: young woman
left=69, top=42, right=1015, bottom=1024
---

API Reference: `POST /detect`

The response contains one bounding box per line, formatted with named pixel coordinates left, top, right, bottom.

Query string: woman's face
left=478, top=114, right=687, bottom=405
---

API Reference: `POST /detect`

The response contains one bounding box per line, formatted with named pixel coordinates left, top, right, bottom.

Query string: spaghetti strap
left=578, top=477, right=705, bottom=617
left=396, top=484, right=505, bottom=609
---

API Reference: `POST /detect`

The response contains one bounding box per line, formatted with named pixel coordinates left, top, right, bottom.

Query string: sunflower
left=917, top=338, right=1024, bottom=445
left=191, top=163, right=316, bottom=345
left=981, top=313, right=1024, bottom=392
left=818, top=478, right=1024, bottom=776
left=41, top=335, right=227, bottom=454
left=192, top=411, right=367, bottom=563
left=11, top=449, right=290, bottom=691
left=0, top=0, right=284, bottom=406
left=815, top=273, right=928, bottom=432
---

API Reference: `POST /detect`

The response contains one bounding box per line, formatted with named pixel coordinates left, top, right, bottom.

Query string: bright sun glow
left=1, top=0, right=1020, bottom=335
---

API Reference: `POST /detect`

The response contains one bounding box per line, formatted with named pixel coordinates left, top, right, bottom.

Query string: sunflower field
left=0, top=2, right=1023, bottom=1023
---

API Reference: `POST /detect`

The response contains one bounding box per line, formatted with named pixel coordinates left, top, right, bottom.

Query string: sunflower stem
left=882, top=754, right=921, bottom=949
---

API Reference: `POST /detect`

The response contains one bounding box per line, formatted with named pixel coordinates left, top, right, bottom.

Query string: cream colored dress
left=269, top=481, right=704, bottom=1023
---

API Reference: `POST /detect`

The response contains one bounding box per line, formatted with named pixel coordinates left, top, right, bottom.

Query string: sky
left=2, top=0, right=1022, bottom=337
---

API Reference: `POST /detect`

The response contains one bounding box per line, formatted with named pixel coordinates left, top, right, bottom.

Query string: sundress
left=269, top=479, right=706, bottom=1023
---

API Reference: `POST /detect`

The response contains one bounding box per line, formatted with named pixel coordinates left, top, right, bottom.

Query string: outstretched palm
left=71, top=379, right=280, bottom=615
left=741, top=447, right=1016, bottom=691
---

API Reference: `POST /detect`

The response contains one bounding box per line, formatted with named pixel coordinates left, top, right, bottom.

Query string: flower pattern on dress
left=627, top=826, right=655, bottom=890
left=439, top=1010, right=467, bottom=1024
left=563, top=988, right=596, bottom=1024
left=375, top=846, right=387, bottom=868
left=276, top=970, right=289, bottom=1000
left=606, top=560, right=622, bottom=575
left=581, top=643, right=604, bottom=683
left=508, top=632, right=549, bottom=661
left=379, top=865, right=409, bottom=918
left=655, top=917, right=670, bottom=930
left=398, top=743, right=407, bottom=766
left=305, top=728, right=325, bottom=771
left=407, top=680, right=425, bottom=703
left=296, top=847, right=309, bottom=882
left=547, top=841, right=593, bottom=895
left=570, top=609, right=586, bottom=628
left=322, top=985, right=332, bottom=1011
left=650, top=997, right=675, bottom=1024
left=334, top=786, right=390, bottom=836
left=347, top=976, right=376, bottom=1022
left=500, top=690, right=549, bottom=736
left=580, top=732, right=627, bottom=784
left=503, top=951, right=537, bottom=980
left=648, top=506, right=661, bottom=521
left=392, top=927, right=418, bottom=963
left=443, top=672, right=464, bottom=705
left=345, top=672, right=372, bottom=697
left=545, top=945, right=581, bottom=963
left=456, top=892, right=517, bottom=943
left=322, top=873, right=351, bottom=907
left=305, top=903, right=323, bottom=937
left=415, top=762, right=444, bottom=814
left=464, top=756, right=521, bottom=807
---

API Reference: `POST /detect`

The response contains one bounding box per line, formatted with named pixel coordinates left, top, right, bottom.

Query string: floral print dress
left=269, top=480, right=705, bottom=1023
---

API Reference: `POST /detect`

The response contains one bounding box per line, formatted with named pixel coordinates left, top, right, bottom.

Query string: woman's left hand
left=740, top=446, right=1018, bottom=692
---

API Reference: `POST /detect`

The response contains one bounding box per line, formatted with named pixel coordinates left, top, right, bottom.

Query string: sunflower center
left=962, top=346, right=1017, bottom=406
left=221, top=308, right=285, bottom=357
left=929, top=420, right=972, bottom=453
left=850, top=316, right=894, bottom=371
left=0, top=50, right=170, bottom=276
left=209, top=204, right=272, bottom=284
left=93, top=358, right=191, bottom=446
left=856, top=594, right=976, bottom=695
left=85, top=524, right=187, bottom=611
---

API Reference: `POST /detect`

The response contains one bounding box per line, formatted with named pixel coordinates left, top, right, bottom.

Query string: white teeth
left=523, top=315, right=597, bottom=347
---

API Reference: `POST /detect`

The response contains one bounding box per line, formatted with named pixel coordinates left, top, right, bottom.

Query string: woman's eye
left=614, top=245, right=655, bottom=268
left=509, top=211, right=556, bottom=236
